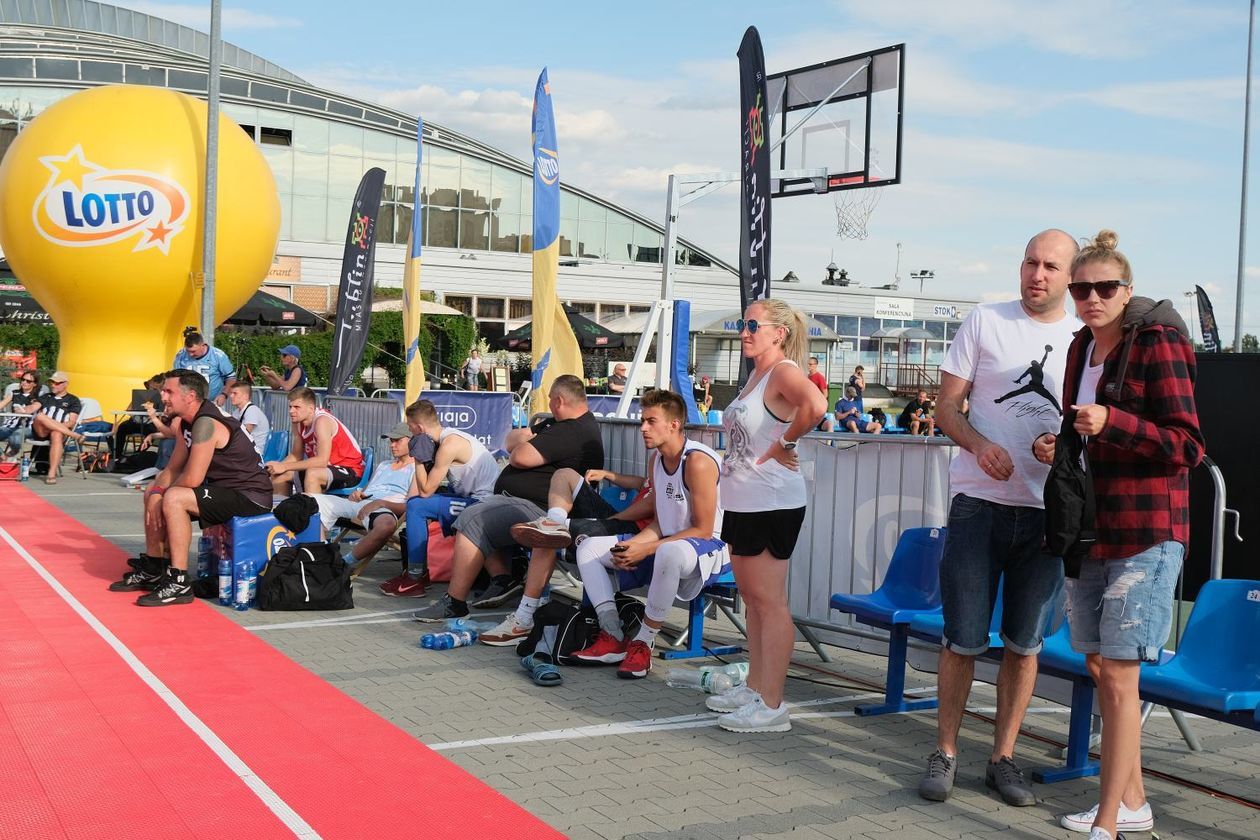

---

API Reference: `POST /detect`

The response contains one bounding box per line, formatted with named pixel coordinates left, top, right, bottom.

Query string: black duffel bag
left=257, top=541, right=354, bottom=611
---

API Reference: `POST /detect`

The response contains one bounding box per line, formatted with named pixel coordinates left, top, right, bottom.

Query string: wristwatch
left=779, top=435, right=798, bottom=451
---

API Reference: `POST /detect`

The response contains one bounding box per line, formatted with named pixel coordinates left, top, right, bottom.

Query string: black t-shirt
left=494, top=411, right=604, bottom=507
left=3, top=391, right=40, bottom=428
left=608, top=373, right=627, bottom=391
left=899, top=399, right=930, bottom=426
left=38, top=392, right=82, bottom=425
left=181, top=401, right=273, bottom=506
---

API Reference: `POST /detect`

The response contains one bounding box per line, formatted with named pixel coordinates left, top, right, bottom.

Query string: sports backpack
left=257, top=541, right=354, bottom=611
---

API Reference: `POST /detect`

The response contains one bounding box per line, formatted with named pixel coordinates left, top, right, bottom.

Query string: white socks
left=514, top=595, right=541, bottom=628
left=546, top=507, right=569, bottom=527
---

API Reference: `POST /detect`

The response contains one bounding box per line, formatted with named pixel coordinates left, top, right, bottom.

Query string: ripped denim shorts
left=1066, top=541, right=1184, bottom=662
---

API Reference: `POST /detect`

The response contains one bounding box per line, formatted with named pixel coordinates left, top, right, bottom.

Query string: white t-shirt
left=941, top=299, right=1078, bottom=508
left=1075, top=340, right=1104, bottom=407
left=231, top=402, right=270, bottom=460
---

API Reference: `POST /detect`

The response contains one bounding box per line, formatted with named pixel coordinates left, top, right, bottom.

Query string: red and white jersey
left=300, top=408, right=364, bottom=474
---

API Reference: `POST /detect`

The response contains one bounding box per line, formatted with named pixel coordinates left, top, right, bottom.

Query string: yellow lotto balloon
left=0, top=84, right=280, bottom=413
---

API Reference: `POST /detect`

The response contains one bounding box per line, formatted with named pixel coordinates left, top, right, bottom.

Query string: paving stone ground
left=24, top=476, right=1260, bottom=839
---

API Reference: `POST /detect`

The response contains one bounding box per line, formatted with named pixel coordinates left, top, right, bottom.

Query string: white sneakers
left=1062, top=801, right=1152, bottom=834
left=716, top=695, right=791, bottom=733
left=706, top=684, right=759, bottom=713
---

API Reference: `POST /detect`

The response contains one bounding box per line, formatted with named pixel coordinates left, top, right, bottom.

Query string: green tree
left=1243, top=334, right=1259, bottom=353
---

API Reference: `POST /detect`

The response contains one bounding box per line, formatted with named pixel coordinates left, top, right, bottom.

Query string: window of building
left=426, top=207, right=458, bottom=248
left=509, top=298, right=532, bottom=319
left=632, top=224, right=662, bottom=263
left=859, top=317, right=880, bottom=337
left=925, top=320, right=946, bottom=339
left=835, top=315, right=860, bottom=336
left=292, top=115, right=329, bottom=154
left=570, top=301, right=596, bottom=315
left=459, top=209, right=489, bottom=250
left=426, top=147, right=460, bottom=208
left=445, top=295, right=472, bottom=316
left=35, top=58, right=78, bottom=80
left=289, top=197, right=327, bottom=242
left=477, top=298, right=505, bottom=319
left=328, top=121, right=363, bottom=157
left=605, top=216, right=634, bottom=263
left=490, top=214, right=520, bottom=253
left=260, top=126, right=292, bottom=147
left=239, top=123, right=257, bottom=140
left=292, top=150, right=327, bottom=198
left=577, top=219, right=606, bottom=259
left=377, top=204, right=396, bottom=245
left=460, top=156, right=492, bottom=211
left=492, top=166, right=525, bottom=215
left=80, top=60, right=123, bottom=83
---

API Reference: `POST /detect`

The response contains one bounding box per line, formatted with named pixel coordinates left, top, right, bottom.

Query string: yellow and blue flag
left=530, top=68, right=582, bottom=413
left=403, top=118, right=426, bottom=403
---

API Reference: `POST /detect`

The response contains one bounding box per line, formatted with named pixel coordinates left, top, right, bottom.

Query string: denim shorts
left=940, top=493, right=1064, bottom=656
left=1066, top=541, right=1184, bottom=662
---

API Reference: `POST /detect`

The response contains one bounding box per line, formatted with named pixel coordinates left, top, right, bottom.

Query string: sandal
left=44, top=475, right=57, bottom=485
left=520, top=654, right=563, bottom=687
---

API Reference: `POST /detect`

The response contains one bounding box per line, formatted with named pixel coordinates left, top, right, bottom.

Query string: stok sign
left=33, top=145, right=189, bottom=254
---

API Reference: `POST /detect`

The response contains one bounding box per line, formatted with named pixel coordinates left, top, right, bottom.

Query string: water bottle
left=195, top=535, right=214, bottom=580
left=19, top=454, right=30, bottom=482
left=705, top=662, right=750, bottom=684
left=420, top=630, right=478, bottom=650
left=665, top=667, right=736, bottom=694
left=217, top=554, right=233, bottom=606
left=445, top=617, right=495, bottom=633
left=233, top=555, right=256, bottom=611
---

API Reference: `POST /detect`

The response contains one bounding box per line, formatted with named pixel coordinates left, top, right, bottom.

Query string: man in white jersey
left=919, top=229, right=1079, bottom=807
left=314, top=423, right=416, bottom=576
left=389, top=399, right=501, bottom=597
left=495, top=389, right=725, bottom=680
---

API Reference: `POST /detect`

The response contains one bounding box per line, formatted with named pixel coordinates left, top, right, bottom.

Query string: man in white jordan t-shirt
left=918, top=229, right=1079, bottom=809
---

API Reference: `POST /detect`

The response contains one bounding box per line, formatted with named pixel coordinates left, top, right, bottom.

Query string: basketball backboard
left=765, top=43, right=904, bottom=198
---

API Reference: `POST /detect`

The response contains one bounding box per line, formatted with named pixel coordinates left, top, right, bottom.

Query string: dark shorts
left=298, top=464, right=360, bottom=492
left=721, top=508, right=806, bottom=559
left=194, top=485, right=270, bottom=527
left=570, top=482, right=619, bottom=520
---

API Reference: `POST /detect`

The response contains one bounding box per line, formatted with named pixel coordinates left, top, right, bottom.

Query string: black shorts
left=570, top=482, right=619, bottom=520
left=721, top=508, right=807, bottom=560
left=298, top=465, right=360, bottom=492
left=365, top=509, right=400, bottom=531
left=194, top=485, right=270, bottom=527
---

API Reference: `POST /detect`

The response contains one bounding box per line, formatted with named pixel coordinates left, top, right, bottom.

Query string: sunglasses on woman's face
left=1068, top=279, right=1130, bottom=301
left=21, top=378, right=35, bottom=383
left=735, top=319, right=762, bottom=334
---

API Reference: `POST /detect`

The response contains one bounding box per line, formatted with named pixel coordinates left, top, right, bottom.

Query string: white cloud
left=958, top=262, right=992, bottom=275
left=112, top=2, right=301, bottom=30
left=1056, top=78, right=1240, bottom=125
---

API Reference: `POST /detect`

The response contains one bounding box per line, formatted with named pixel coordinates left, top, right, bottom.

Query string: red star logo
left=144, top=219, right=175, bottom=248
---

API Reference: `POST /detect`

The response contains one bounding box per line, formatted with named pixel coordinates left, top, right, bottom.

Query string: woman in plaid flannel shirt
left=1034, top=230, right=1204, bottom=840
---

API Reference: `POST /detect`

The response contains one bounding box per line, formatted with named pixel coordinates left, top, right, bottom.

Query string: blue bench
left=658, top=567, right=742, bottom=661
left=262, top=429, right=289, bottom=463
left=829, top=527, right=947, bottom=715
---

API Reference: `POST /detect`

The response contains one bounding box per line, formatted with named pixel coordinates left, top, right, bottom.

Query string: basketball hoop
left=834, top=187, right=881, bottom=240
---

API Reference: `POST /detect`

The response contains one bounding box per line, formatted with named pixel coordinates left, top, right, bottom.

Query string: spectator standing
left=259, top=345, right=308, bottom=391
left=808, top=357, right=834, bottom=431
left=1035, top=232, right=1203, bottom=840
left=462, top=349, right=483, bottom=391
left=172, top=329, right=236, bottom=406
left=918, top=229, right=1078, bottom=808
left=227, top=382, right=270, bottom=460
left=713, top=299, right=826, bottom=732
left=848, top=365, right=866, bottom=413
left=607, top=363, right=629, bottom=394
left=0, top=370, right=42, bottom=460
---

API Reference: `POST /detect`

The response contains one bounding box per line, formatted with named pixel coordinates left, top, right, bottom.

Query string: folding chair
left=829, top=526, right=947, bottom=715
left=328, top=447, right=375, bottom=498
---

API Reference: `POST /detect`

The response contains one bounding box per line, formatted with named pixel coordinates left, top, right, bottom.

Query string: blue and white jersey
left=363, top=460, right=416, bottom=502
left=652, top=439, right=723, bottom=539
left=172, top=345, right=235, bottom=399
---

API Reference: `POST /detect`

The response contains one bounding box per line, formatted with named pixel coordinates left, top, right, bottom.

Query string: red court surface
left=0, top=487, right=563, bottom=840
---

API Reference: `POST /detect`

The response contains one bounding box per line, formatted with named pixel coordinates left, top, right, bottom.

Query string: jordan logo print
left=994, top=344, right=1062, bottom=415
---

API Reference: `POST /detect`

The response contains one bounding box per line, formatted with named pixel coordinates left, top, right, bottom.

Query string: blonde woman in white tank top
left=713, top=299, right=827, bottom=733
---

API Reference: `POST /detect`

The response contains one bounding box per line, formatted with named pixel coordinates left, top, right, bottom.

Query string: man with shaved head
left=918, top=229, right=1079, bottom=808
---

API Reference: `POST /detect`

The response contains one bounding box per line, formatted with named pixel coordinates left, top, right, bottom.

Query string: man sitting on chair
left=387, top=399, right=500, bottom=597
left=565, top=388, right=728, bottom=679
left=314, top=423, right=416, bottom=578
left=29, top=371, right=83, bottom=484
left=108, top=369, right=273, bottom=606
left=265, top=387, right=365, bottom=497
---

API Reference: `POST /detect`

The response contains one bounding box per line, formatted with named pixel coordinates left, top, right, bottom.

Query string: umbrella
left=490, top=307, right=625, bottom=351
left=226, top=290, right=319, bottom=327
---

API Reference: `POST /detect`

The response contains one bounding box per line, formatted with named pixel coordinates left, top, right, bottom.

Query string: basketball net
left=834, top=187, right=882, bottom=240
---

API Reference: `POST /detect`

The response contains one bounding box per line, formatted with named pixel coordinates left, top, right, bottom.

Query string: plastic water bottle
left=665, top=667, right=735, bottom=694
left=233, top=555, right=256, bottom=611
left=195, top=535, right=214, bottom=580
left=445, top=617, right=495, bottom=633
left=420, top=630, right=478, bottom=650
left=19, top=454, right=29, bottom=482
left=703, top=662, right=750, bottom=684
left=217, top=554, right=233, bottom=606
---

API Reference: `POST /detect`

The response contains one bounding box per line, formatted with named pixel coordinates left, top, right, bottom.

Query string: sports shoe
left=573, top=631, right=629, bottom=664
left=109, top=555, right=167, bottom=592
left=480, top=616, right=533, bottom=646
left=617, top=640, right=653, bottom=679
left=706, top=684, right=759, bottom=713
left=510, top=517, right=573, bottom=549
left=716, top=696, right=791, bottom=732
left=135, top=571, right=193, bottom=607
left=469, top=576, right=524, bottom=609
left=381, top=569, right=430, bottom=597
left=985, top=755, right=1036, bottom=806
left=918, top=749, right=957, bottom=802
left=411, top=593, right=468, bottom=622
left=1087, top=829, right=1125, bottom=840
left=1061, top=801, right=1153, bottom=833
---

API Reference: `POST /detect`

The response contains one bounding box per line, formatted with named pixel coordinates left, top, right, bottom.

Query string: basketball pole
left=1235, top=0, right=1253, bottom=353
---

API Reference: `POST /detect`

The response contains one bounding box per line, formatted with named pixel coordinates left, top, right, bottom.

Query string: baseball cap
left=385, top=422, right=411, bottom=440
left=49, top=370, right=69, bottom=384
left=279, top=344, right=301, bottom=358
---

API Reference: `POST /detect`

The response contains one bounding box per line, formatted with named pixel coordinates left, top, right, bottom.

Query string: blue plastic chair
left=1032, top=621, right=1100, bottom=782
left=262, top=430, right=290, bottom=464
left=829, top=527, right=947, bottom=715
left=1138, top=578, right=1260, bottom=718
left=599, top=483, right=635, bottom=513
left=329, top=447, right=375, bottom=498
left=658, top=567, right=743, bottom=661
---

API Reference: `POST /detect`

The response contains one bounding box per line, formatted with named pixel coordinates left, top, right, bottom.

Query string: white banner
left=874, top=298, right=915, bottom=319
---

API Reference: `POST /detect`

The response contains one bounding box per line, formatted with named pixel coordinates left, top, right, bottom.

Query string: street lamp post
left=1184, top=291, right=1199, bottom=348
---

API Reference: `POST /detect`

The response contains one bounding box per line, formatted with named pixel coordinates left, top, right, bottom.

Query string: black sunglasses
left=1068, top=280, right=1130, bottom=301
left=735, top=318, right=763, bottom=334
left=20, top=377, right=35, bottom=383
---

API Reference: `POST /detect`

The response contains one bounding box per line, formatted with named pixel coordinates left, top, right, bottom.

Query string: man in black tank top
left=109, top=369, right=271, bottom=606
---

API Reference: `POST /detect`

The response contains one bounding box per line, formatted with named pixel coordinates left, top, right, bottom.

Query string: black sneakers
left=985, top=755, right=1036, bottom=806
left=109, top=555, right=169, bottom=592
left=918, top=749, right=957, bottom=801
left=136, top=569, right=193, bottom=607
left=469, top=576, right=524, bottom=609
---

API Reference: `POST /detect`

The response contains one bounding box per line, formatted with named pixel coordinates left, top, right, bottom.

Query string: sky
left=117, top=0, right=1260, bottom=341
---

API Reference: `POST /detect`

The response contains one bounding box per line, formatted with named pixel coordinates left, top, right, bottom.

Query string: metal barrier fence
left=258, top=389, right=290, bottom=436
left=597, top=417, right=724, bottom=478
left=322, top=396, right=403, bottom=463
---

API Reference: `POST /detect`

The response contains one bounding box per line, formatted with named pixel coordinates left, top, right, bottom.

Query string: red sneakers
left=380, top=569, right=430, bottom=597
left=617, top=640, right=652, bottom=679
left=572, top=631, right=629, bottom=664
